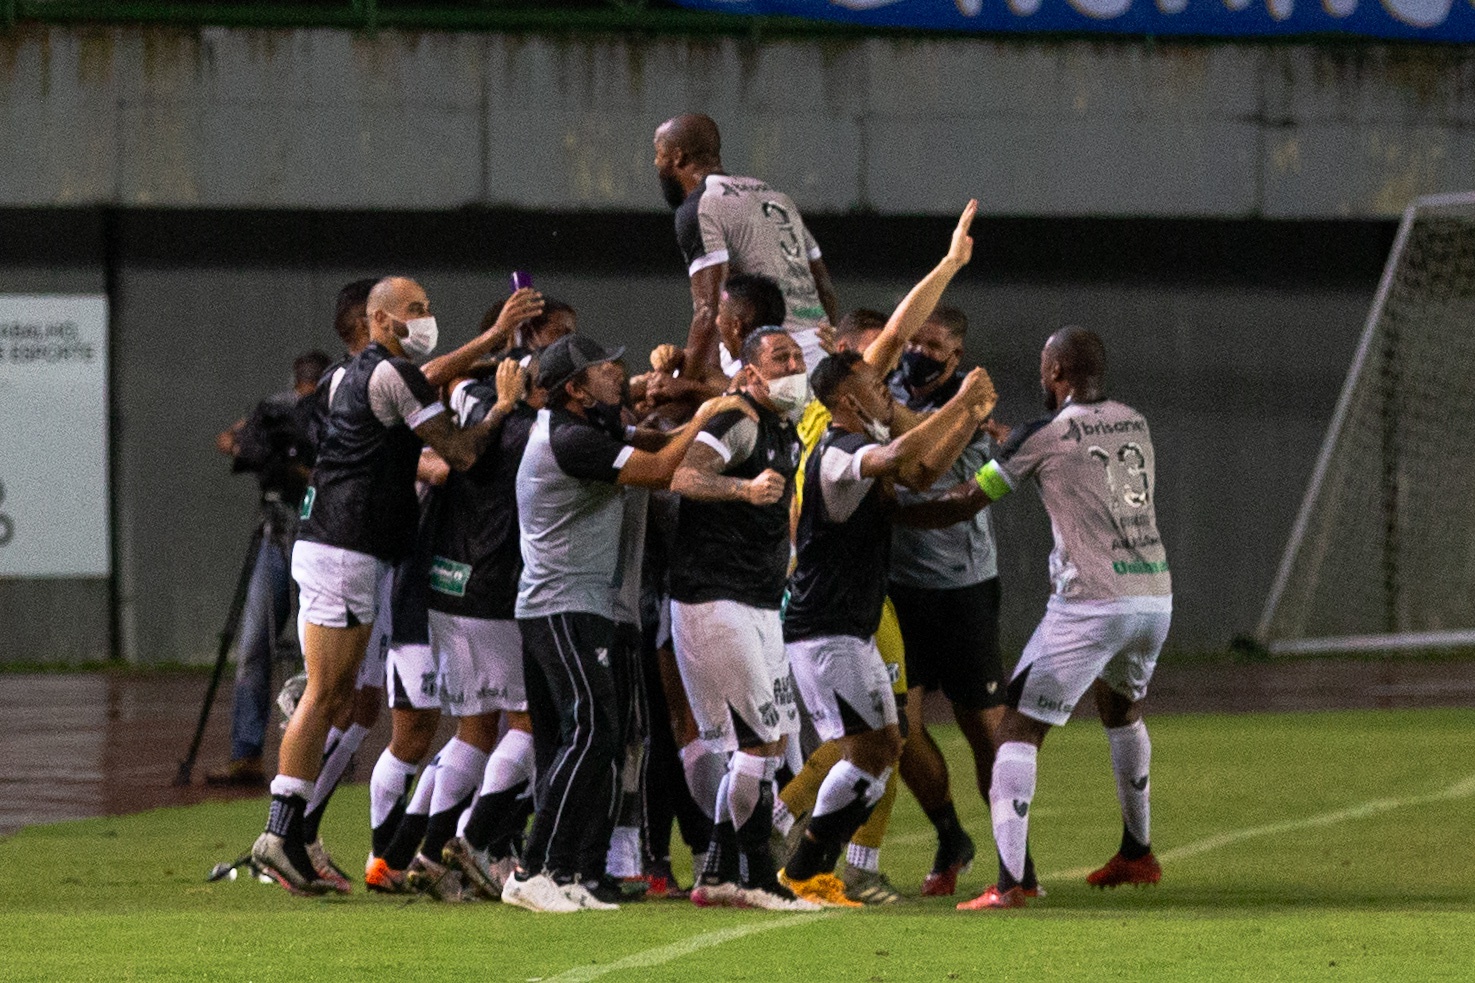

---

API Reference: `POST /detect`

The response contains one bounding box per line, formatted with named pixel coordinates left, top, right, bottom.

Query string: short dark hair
left=293, top=349, right=332, bottom=388
left=836, top=308, right=887, bottom=343
left=724, top=273, right=786, bottom=334
left=334, top=278, right=377, bottom=346
left=525, top=298, right=577, bottom=345
left=926, top=304, right=968, bottom=341
left=739, top=326, right=788, bottom=367
left=811, top=350, right=865, bottom=411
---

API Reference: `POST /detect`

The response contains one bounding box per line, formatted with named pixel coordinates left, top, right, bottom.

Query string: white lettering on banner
left=0, top=296, right=111, bottom=577
left=820, top=0, right=1460, bottom=29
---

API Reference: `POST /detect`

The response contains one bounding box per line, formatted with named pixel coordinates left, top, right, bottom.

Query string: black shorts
left=889, top=578, right=1005, bottom=710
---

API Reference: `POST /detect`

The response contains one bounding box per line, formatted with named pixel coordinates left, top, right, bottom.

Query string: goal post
left=1258, top=191, right=1475, bottom=656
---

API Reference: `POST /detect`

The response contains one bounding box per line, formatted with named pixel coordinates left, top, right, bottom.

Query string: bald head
left=654, top=114, right=724, bottom=208
left=655, top=114, right=722, bottom=167
left=367, top=276, right=430, bottom=354
left=1041, top=325, right=1106, bottom=409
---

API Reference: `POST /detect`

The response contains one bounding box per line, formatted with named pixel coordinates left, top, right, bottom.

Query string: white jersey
left=977, top=399, right=1171, bottom=603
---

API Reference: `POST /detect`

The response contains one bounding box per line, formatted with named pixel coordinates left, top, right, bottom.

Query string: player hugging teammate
left=248, top=114, right=1170, bottom=914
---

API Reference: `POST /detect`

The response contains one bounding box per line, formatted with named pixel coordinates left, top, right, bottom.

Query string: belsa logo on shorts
left=1036, top=694, right=1073, bottom=715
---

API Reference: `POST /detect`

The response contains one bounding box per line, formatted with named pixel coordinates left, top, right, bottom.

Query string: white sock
left=846, top=842, right=880, bottom=873
left=772, top=798, right=796, bottom=837
left=605, top=825, right=642, bottom=878
left=813, top=760, right=887, bottom=821
left=369, top=750, right=419, bottom=830
left=989, top=742, right=1038, bottom=885
left=681, top=741, right=727, bottom=821
left=308, top=723, right=368, bottom=815
left=407, top=759, right=440, bottom=817
left=1107, top=720, right=1152, bottom=848
left=727, top=752, right=779, bottom=829
left=270, top=775, right=314, bottom=801
left=480, top=729, right=535, bottom=797
left=429, top=738, right=489, bottom=818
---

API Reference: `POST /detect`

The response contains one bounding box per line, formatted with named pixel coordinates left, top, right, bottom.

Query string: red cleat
left=1086, top=851, right=1162, bottom=888
left=920, top=833, right=975, bottom=897
left=956, top=884, right=1028, bottom=910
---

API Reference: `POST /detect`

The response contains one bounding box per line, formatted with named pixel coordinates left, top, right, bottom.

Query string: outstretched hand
left=494, top=356, right=526, bottom=411
left=947, top=199, right=978, bottom=268
left=495, top=287, right=544, bottom=336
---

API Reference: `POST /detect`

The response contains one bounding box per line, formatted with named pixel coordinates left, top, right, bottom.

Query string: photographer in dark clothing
left=207, top=349, right=332, bottom=785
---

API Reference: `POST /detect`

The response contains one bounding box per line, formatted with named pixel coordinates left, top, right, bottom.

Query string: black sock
left=699, top=820, right=741, bottom=885
left=381, top=813, right=429, bottom=872
left=266, top=794, right=316, bottom=876
left=420, top=793, right=475, bottom=861
left=490, top=792, right=535, bottom=859
left=371, top=798, right=407, bottom=859
left=463, top=783, right=528, bottom=854
left=997, top=849, right=1021, bottom=892
left=1120, top=824, right=1151, bottom=860
left=735, top=783, right=777, bottom=889
left=784, top=832, right=831, bottom=883
left=1022, top=848, right=1038, bottom=889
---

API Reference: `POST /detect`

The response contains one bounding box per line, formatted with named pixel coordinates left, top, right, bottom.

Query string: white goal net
left=1259, top=191, right=1475, bottom=655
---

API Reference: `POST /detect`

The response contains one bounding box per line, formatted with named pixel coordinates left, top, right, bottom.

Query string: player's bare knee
left=1093, top=679, right=1141, bottom=728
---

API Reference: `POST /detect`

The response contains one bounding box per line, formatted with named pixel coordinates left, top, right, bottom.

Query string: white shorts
left=1011, top=598, right=1172, bottom=727
left=785, top=634, right=898, bottom=744
left=671, top=599, right=799, bottom=752
left=429, top=610, right=527, bottom=716
left=386, top=641, right=440, bottom=711
left=291, top=540, right=387, bottom=629
left=356, top=564, right=395, bottom=690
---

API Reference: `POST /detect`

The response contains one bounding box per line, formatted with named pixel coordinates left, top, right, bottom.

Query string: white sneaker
left=501, top=872, right=580, bottom=913
left=561, top=880, right=620, bottom=911
left=738, top=883, right=823, bottom=911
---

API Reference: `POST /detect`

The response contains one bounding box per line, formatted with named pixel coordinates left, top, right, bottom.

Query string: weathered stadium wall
left=1, top=22, right=1465, bottom=663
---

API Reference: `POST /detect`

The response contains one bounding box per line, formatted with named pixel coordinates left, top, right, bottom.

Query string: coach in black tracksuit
left=502, top=333, right=739, bottom=913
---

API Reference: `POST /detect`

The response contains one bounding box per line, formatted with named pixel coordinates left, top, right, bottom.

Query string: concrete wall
left=1, top=23, right=1472, bottom=217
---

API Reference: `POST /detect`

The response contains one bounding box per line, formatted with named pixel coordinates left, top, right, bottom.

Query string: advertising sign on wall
left=0, top=295, right=111, bottom=577
left=673, top=0, right=1474, bottom=42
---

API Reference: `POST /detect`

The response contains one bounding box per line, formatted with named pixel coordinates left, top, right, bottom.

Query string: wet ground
left=3, top=655, right=1474, bottom=837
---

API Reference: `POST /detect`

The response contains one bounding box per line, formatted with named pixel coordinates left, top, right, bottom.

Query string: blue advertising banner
left=672, top=0, right=1473, bottom=42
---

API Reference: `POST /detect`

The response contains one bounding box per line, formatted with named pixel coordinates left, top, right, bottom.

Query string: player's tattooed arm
left=671, top=439, right=784, bottom=505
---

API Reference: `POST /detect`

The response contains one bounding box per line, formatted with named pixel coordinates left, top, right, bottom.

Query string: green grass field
left=4, top=708, right=1474, bottom=981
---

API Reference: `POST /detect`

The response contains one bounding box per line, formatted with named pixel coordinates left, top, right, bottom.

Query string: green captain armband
left=974, top=461, right=1012, bottom=500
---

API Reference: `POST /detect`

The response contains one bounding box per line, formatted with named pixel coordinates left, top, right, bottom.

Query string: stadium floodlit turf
left=3, top=708, right=1473, bottom=982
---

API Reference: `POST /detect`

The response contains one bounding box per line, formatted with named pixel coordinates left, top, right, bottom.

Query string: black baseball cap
left=537, top=334, right=625, bottom=393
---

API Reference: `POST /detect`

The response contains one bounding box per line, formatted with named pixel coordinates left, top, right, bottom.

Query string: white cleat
left=561, top=880, right=620, bottom=911
left=501, top=871, right=580, bottom=913
left=738, top=883, right=823, bottom=911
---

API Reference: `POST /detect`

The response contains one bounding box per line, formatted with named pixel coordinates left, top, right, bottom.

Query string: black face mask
left=900, top=350, right=950, bottom=390
left=659, top=172, right=688, bottom=210
left=586, top=400, right=626, bottom=440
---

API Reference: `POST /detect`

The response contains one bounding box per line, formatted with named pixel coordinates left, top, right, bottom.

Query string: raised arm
left=864, top=199, right=977, bottom=375
left=895, top=480, right=994, bottom=529
left=421, top=287, right=543, bottom=389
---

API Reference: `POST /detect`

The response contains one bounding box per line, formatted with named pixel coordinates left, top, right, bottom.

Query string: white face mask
left=764, top=371, right=810, bottom=415
left=862, top=415, right=892, bottom=445
left=400, top=315, right=438, bottom=358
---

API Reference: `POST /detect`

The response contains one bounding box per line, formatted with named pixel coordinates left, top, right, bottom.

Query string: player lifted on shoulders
left=934, top=327, right=1170, bottom=910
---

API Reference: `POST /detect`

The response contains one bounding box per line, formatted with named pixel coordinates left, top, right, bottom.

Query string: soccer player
left=946, top=327, right=1171, bottom=910
left=667, top=327, right=818, bottom=911
left=779, top=352, right=996, bottom=907
left=653, top=113, right=839, bottom=380
left=396, top=357, right=537, bottom=902
left=503, top=333, right=742, bottom=913
left=251, top=276, right=515, bottom=896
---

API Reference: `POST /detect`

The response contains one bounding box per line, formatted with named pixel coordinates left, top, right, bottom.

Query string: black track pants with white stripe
left=518, top=611, right=622, bottom=881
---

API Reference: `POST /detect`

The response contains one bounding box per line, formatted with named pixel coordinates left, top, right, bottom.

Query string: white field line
left=540, top=772, right=1475, bottom=981
left=541, top=912, right=838, bottom=983
left=1048, top=771, right=1475, bottom=881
